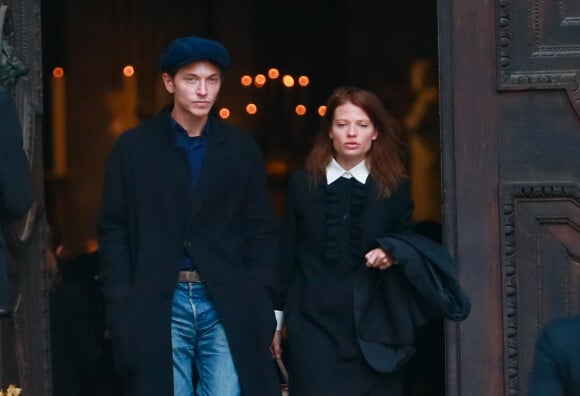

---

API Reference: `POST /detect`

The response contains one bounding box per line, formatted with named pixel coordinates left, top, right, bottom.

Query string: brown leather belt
left=177, top=270, right=204, bottom=283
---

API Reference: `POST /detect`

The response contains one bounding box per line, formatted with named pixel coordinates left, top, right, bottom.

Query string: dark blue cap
left=159, top=36, right=231, bottom=74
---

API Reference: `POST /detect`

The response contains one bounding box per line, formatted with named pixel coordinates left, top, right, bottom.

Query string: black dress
left=284, top=175, right=403, bottom=396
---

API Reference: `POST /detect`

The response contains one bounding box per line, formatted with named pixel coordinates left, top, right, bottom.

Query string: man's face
left=162, top=60, right=222, bottom=120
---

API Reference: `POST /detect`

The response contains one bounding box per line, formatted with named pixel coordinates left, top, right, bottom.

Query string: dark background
left=40, top=2, right=442, bottom=395
left=41, top=0, right=438, bottom=255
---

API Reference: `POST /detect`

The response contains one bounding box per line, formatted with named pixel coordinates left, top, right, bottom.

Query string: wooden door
left=439, top=0, right=580, bottom=394
left=0, top=0, right=50, bottom=394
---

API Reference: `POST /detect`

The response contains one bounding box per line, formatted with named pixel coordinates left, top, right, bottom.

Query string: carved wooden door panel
left=439, top=0, right=580, bottom=395
left=0, top=0, right=50, bottom=395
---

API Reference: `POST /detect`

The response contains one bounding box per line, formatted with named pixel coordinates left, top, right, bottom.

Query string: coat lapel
left=187, top=118, right=228, bottom=220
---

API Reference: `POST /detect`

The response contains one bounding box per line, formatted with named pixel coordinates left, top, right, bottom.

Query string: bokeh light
left=246, top=103, right=258, bottom=115
left=282, top=75, right=295, bottom=88
left=298, top=76, right=310, bottom=87
left=254, top=74, right=267, bottom=88
left=268, top=68, right=280, bottom=79
left=52, top=67, right=64, bottom=78
left=219, top=108, right=231, bottom=119
left=241, top=75, right=253, bottom=86
left=123, top=65, right=135, bottom=77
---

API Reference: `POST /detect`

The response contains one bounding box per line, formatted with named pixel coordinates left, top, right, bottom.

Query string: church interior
left=3, top=0, right=447, bottom=394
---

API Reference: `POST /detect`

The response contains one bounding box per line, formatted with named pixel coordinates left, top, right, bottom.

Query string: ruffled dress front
left=286, top=177, right=401, bottom=396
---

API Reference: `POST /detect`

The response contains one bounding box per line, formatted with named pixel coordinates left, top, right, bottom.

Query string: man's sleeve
left=98, top=141, right=132, bottom=299
left=241, top=141, right=280, bottom=307
left=528, top=324, right=564, bottom=396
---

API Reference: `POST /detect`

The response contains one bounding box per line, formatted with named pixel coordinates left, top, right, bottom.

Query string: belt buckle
left=179, top=270, right=203, bottom=283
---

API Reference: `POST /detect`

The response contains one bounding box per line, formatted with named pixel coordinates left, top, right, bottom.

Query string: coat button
left=184, top=240, right=192, bottom=248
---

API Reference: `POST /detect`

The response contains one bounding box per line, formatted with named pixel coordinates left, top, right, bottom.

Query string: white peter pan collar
left=326, top=158, right=370, bottom=185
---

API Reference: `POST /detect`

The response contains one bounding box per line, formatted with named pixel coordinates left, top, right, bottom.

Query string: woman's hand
left=364, top=248, right=395, bottom=270
left=271, top=330, right=282, bottom=359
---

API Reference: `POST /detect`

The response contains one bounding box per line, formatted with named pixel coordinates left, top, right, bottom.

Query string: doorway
left=4, top=0, right=448, bottom=394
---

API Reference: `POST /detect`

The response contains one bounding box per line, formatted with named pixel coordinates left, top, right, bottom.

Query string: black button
left=184, top=240, right=192, bottom=247
left=343, top=214, right=349, bottom=220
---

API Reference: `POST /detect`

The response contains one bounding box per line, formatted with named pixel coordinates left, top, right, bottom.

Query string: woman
left=274, top=86, right=469, bottom=395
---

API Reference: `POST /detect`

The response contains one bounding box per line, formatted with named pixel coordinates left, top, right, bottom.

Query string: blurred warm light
left=219, top=108, right=231, bottom=119
left=52, top=67, right=64, bottom=78
left=246, top=103, right=258, bottom=115
left=241, top=75, right=252, bottom=86
left=282, top=75, right=295, bottom=88
left=266, top=160, right=289, bottom=176
left=318, top=105, right=327, bottom=116
left=123, top=65, right=135, bottom=77
left=254, top=74, right=267, bottom=88
left=85, top=238, right=99, bottom=254
left=268, top=68, right=280, bottom=79
left=298, top=75, right=310, bottom=87
left=295, top=104, right=307, bottom=116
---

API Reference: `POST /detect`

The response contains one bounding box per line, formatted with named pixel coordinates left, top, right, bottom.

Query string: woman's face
left=329, top=102, right=378, bottom=170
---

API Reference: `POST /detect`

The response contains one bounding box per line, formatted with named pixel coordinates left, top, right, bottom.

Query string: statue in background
left=403, top=59, right=441, bottom=224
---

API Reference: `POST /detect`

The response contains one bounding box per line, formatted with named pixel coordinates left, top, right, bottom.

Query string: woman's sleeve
left=393, top=180, right=415, bottom=233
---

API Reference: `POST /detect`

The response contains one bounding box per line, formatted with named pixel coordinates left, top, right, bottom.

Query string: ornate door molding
left=0, top=0, right=50, bottom=395
left=501, top=183, right=580, bottom=395
left=498, top=0, right=580, bottom=118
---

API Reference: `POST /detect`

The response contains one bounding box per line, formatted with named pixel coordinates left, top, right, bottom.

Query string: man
left=98, top=36, right=282, bottom=395
left=528, top=314, right=580, bottom=396
left=0, top=4, right=35, bottom=318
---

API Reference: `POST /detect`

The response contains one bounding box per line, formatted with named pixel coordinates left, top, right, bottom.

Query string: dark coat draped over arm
left=354, top=232, right=471, bottom=373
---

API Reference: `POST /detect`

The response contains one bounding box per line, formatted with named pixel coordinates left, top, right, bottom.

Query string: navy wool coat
left=528, top=314, right=580, bottom=396
left=98, top=109, right=281, bottom=396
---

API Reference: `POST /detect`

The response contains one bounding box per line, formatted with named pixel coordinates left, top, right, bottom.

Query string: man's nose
left=197, top=81, right=208, bottom=95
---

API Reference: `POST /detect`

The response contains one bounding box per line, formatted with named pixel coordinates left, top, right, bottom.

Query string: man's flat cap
left=160, top=36, right=231, bottom=74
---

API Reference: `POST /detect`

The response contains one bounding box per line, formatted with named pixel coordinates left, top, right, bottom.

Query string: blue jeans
left=171, top=282, right=241, bottom=396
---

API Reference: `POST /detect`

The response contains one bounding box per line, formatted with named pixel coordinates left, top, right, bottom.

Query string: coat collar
left=154, top=107, right=223, bottom=141
left=326, top=158, right=370, bottom=185
left=149, top=107, right=230, bottom=221
left=187, top=117, right=228, bottom=216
